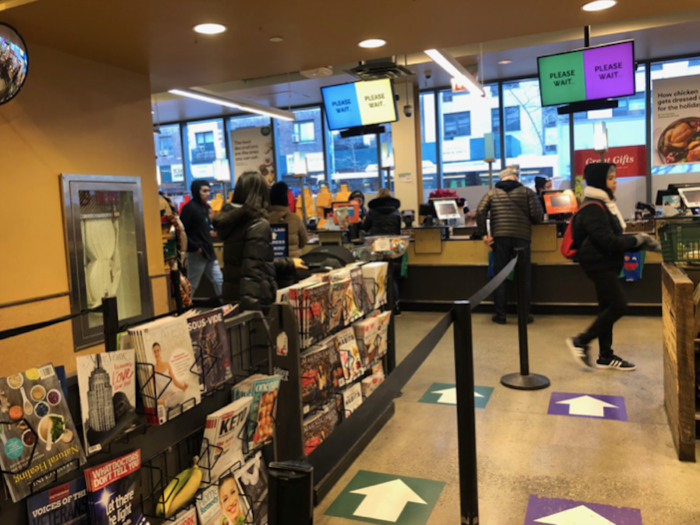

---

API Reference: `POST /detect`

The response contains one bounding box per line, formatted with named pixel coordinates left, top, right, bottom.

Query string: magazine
left=300, top=345, right=331, bottom=415
left=83, top=450, right=144, bottom=525
left=187, top=308, right=233, bottom=394
left=303, top=407, right=339, bottom=456
left=361, top=368, right=385, bottom=400
left=353, top=317, right=379, bottom=367
left=334, top=328, right=363, bottom=382
left=342, top=384, right=363, bottom=419
left=197, top=475, right=247, bottom=525
left=348, top=265, right=367, bottom=317
left=27, top=477, right=88, bottom=525
left=375, top=311, right=392, bottom=357
left=128, top=316, right=202, bottom=425
left=326, top=338, right=346, bottom=394
left=199, top=397, right=253, bottom=484
left=235, top=451, right=269, bottom=525
left=231, top=375, right=281, bottom=450
left=0, top=364, right=86, bottom=502
left=327, top=279, right=346, bottom=332
left=307, top=282, right=330, bottom=346
left=361, top=262, right=388, bottom=310
left=170, top=507, right=198, bottom=525
left=76, top=351, right=138, bottom=455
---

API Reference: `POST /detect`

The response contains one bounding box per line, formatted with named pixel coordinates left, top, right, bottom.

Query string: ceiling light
left=270, top=36, right=284, bottom=43
left=424, top=48, right=485, bottom=97
left=359, top=39, right=386, bottom=49
left=168, top=88, right=296, bottom=121
left=498, top=60, right=512, bottom=65
left=581, top=0, right=617, bottom=11
left=193, top=23, right=227, bottom=35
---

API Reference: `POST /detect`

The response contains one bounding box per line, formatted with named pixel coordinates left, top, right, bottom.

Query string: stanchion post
left=170, top=269, right=184, bottom=315
left=386, top=263, right=397, bottom=375
left=500, top=248, right=550, bottom=390
left=452, top=301, right=479, bottom=525
left=102, top=296, right=119, bottom=352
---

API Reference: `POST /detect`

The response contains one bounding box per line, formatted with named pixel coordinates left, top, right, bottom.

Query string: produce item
left=7, top=374, right=23, bottom=389
left=34, top=401, right=49, bottom=418
left=9, top=405, right=22, bottom=420
left=47, top=389, right=61, bottom=406
left=157, top=456, right=202, bottom=518
left=31, top=385, right=46, bottom=401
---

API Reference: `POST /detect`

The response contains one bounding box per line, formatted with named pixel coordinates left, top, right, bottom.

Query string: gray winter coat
left=475, top=180, right=544, bottom=241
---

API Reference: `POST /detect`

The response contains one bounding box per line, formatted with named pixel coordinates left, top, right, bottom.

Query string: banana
left=156, top=466, right=193, bottom=517
left=166, top=456, right=203, bottom=518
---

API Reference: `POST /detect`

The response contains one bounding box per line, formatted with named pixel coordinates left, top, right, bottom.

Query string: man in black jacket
left=362, top=188, right=401, bottom=236
left=180, top=180, right=223, bottom=297
left=476, top=167, right=543, bottom=324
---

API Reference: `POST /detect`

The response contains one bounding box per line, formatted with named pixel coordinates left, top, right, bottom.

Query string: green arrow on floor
left=418, top=383, right=494, bottom=409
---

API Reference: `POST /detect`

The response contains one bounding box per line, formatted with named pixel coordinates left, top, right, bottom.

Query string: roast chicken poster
left=653, top=74, right=700, bottom=166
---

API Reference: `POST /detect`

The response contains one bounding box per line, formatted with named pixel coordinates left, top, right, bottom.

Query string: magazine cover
left=235, top=451, right=269, bottom=525
left=361, top=369, right=385, bottom=400
left=0, top=364, right=86, bottom=502
left=307, top=282, right=330, bottom=346
left=327, top=279, right=346, bottom=332
left=352, top=317, right=379, bottom=367
left=27, top=477, right=88, bottom=525
left=349, top=265, right=367, bottom=317
left=300, top=345, right=331, bottom=414
left=326, top=338, right=346, bottom=394
left=199, top=397, right=253, bottom=484
left=231, top=375, right=281, bottom=450
left=170, top=506, right=198, bottom=525
left=335, top=328, right=363, bottom=382
left=84, top=450, right=144, bottom=525
left=362, top=262, right=388, bottom=309
left=131, top=317, right=202, bottom=425
left=187, top=309, right=233, bottom=394
left=376, top=311, right=392, bottom=357
left=303, top=408, right=339, bottom=456
left=197, top=472, right=247, bottom=525
left=343, top=384, right=364, bottom=419
left=76, top=351, right=138, bottom=455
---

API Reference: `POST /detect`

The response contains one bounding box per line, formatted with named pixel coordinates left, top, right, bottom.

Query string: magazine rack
left=269, top=267, right=397, bottom=502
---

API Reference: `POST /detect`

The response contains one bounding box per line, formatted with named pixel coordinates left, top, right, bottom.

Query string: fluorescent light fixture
left=359, top=39, right=387, bottom=49
left=270, top=36, right=284, bottom=43
left=498, top=60, right=512, bottom=65
left=581, top=0, right=616, bottom=11
left=424, top=48, right=485, bottom=97
left=168, top=88, right=296, bottom=121
left=193, top=23, right=227, bottom=35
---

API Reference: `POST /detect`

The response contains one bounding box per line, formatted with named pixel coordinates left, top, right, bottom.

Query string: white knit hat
left=499, top=167, right=518, bottom=181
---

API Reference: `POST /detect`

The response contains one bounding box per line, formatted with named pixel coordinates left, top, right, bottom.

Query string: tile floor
left=314, top=312, right=700, bottom=524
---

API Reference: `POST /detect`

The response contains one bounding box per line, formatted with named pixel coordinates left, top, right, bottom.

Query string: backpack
left=560, top=201, right=605, bottom=259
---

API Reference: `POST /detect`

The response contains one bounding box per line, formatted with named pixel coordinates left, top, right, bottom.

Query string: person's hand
left=483, top=235, right=495, bottom=248
left=634, top=233, right=652, bottom=248
left=293, top=258, right=308, bottom=270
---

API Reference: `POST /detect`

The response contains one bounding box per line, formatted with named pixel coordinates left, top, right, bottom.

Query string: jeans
left=491, top=237, right=531, bottom=319
left=577, top=267, right=627, bottom=358
left=187, top=252, right=223, bottom=297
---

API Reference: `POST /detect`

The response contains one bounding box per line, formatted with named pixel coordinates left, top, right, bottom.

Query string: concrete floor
left=314, top=312, right=700, bottom=524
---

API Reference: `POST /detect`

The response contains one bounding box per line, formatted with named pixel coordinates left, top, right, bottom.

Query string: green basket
left=659, top=222, right=700, bottom=263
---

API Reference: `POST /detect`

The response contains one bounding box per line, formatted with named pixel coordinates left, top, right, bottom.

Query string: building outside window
left=154, top=124, right=185, bottom=201
left=184, top=119, right=230, bottom=188
left=326, top=131, right=381, bottom=193
left=275, top=107, right=326, bottom=192
left=420, top=92, right=439, bottom=195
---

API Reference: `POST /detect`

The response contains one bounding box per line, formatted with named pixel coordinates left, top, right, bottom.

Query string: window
left=275, top=108, right=325, bottom=192
left=154, top=124, right=185, bottom=204
left=159, top=136, right=173, bottom=157
left=443, top=111, right=472, bottom=140
left=505, top=106, right=521, bottom=132
left=326, top=131, right=381, bottom=193
left=293, top=120, right=315, bottom=143
left=420, top=92, right=438, bottom=195
left=184, top=119, right=230, bottom=186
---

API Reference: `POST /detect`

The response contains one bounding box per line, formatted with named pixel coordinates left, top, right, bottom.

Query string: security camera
left=403, top=104, right=413, bottom=118
left=425, top=69, right=433, bottom=80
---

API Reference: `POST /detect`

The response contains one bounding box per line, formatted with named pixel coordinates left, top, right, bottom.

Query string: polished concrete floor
left=315, top=312, right=700, bottom=524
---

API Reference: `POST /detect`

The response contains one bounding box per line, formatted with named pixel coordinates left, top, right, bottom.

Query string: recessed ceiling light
left=358, top=39, right=386, bottom=49
left=581, top=0, right=617, bottom=11
left=193, top=23, right=227, bottom=35
left=270, top=36, right=284, bottom=43
left=498, top=60, right=512, bottom=65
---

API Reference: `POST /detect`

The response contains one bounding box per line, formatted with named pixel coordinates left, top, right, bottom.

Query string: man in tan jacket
left=269, top=182, right=309, bottom=258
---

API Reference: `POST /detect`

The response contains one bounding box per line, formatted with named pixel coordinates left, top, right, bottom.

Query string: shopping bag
left=620, top=251, right=645, bottom=281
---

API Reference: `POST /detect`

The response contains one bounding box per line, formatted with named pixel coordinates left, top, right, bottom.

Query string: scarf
left=584, top=186, right=626, bottom=231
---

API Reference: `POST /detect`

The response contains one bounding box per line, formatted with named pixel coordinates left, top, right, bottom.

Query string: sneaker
left=596, top=354, right=636, bottom=371
left=566, top=337, right=592, bottom=368
left=492, top=316, right=506, bottom=325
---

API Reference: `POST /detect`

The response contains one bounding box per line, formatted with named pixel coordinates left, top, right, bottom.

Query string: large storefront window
left=502, top=79, right=569, bottom=188
left=326, top=132, right=380, bottom=193
left=183, top=119, right=230, bottom=195
left=420, top=92, right=438, bottom=195
left=155, top=124, right=185, bottom=199
left=438, top=85, right=500, bottom=188
left=275, top=107, right=325, bottom=192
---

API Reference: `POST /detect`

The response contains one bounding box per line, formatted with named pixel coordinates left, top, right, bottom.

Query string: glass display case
left=61, top=174, right=153, bottom=350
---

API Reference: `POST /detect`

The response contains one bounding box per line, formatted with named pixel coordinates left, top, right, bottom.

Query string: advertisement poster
left=270, top=223, right=289, bottom=258
left=574, top=145, right=646, bottom=178
left=231, top=127, right=275, bottom=184
left=652, top=75, right=700, bottom=166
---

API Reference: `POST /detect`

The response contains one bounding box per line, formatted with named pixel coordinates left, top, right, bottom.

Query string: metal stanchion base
left=500, top=373, right=550, bottom=390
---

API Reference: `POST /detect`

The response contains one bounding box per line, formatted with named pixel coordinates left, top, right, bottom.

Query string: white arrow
left=431, top=388, right=484, bottom=405
left=350, top=479, right=427, bottom=522
left=534, top=504, right=616, bottom=524
left=556, top=395, right=618, bottom=417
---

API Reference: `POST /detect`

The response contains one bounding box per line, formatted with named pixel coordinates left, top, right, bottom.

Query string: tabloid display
left=322, top=79, right=398, bottom=131
left=537, top=41, right=636, bottom=107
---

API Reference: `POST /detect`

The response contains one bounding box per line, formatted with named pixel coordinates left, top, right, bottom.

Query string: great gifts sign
left=574, top=145, right=646, bottom=178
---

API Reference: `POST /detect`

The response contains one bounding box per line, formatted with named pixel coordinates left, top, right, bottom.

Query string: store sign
left=450, top=78, right=469, bottom=93
left=322, top=78, right=397, bottom=131
left=270, top=223, right=288, bottom=258
left=652, top=74, right=700, bottom=166
left=574, top=145, right=646, bottom=178
left=230, top=126, right=275, bottom=183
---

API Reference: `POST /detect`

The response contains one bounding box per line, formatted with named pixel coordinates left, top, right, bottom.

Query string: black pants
left=492, top=237, right=531, bottom=319
left=578, top=267, right=627, bottom=358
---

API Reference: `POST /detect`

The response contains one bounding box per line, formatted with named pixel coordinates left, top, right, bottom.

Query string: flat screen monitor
left=678, top=187, right=700, bottom=208
left=332, top=202, right=360, bottom=227
left=322, top=78, right=398, bottom=131
left=431, top=198, right=461, bottom=220
left=543, top=190, right=578, bottom=215
left=537, top=40, right=636, bottom=107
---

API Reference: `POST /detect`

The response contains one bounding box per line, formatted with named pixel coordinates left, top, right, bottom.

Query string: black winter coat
left=362, top=197, right=402, bottom=236
left=476, top=181, right=543, bottom=241
left=212, top=204, right=295, bottom=312
left=573, top=198, right=638, bottom=271
left=180, top=199, right=216, bottom=260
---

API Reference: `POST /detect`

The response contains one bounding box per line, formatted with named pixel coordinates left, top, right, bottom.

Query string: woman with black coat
left=566, top=163, right=660, bottom=371
left=212, top=172, right=305, bottom=312
left=349, top=190, right=368, bottom=220
left=362, top=188, right=402, bottom=236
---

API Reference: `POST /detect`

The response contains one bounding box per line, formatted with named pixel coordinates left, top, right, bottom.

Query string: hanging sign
left=230, top=126, right=276, bottom=183
left=271, top=223, right=289, bottom=258
left=574, top=145, right=646, bottom=178
left=652, top=75, right=700, bottom=166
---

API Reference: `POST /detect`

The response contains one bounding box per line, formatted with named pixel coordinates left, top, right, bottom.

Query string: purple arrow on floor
left=525, top=495, right=643, bottom=524
left=548, top=392, right=627, bottom=421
